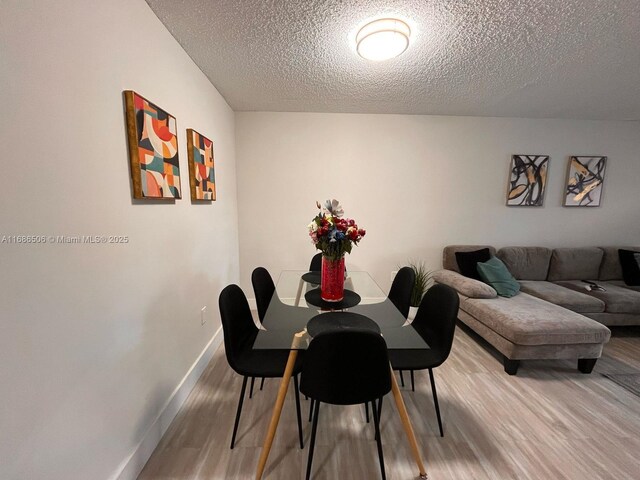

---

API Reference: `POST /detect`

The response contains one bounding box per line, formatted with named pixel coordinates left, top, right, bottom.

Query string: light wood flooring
left=138, top=325, right=640, bottom=480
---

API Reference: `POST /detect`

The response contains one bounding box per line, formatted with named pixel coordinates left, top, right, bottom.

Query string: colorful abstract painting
left=564, top=156, right=607, bottom=207
left=124, top=91, right=181, bottom=199
left=186, top=129, right=216, bottom=201
left=506, top=155, right=549, bottom=206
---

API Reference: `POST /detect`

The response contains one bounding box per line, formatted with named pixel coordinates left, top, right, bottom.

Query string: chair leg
left=365, top=401, right=370, bottom=423
left=399, top=370, right=405, bottom=387
left=374, top=396, right=384, bottom=441
left=428, top=368, right=444, bottom=437
left=293, top=374, right=304, bottom=449
left=260, top=377, right=265, bottom=390
left=410, top=370, right=415, bottom=392
left=308, top=398, right=315, bottom=422
left=230, top=376, right=248, bottom=449
left=371, top=397, right=387, bottom=480
left=305, top=400, right=321, bottom=480
left=249, top=377, right=255, bottom=399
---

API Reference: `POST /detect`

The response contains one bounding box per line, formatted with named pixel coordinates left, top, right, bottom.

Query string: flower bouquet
left=308, top=199, right=366, bottom=301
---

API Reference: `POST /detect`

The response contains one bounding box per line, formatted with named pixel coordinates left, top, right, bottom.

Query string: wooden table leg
left=256, top=332, right=305, bottom=480
left=294, top=278, right=304, bottom=306
left=389, top=365, right=428, bottom=479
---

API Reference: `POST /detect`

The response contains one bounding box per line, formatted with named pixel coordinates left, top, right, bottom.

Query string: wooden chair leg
left=260, top=377, right=265, bottom=390
left=249, top=377, right=256, bottom=399
left=428, top=368, right=443, bottom=437
left=371, top=398, right=387, bottom=480
left=410, top=370, right=415, bottom=392
left=305, top=401, right=321, bottom=480
left=293, top=374, right=304, bottom=449
left=231, top=376, right=248, bottom=449
left=399, top=370, right=405, bottom=387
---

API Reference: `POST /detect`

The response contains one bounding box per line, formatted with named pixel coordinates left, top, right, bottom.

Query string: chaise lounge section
left=432, top=245, right=640, bottom=374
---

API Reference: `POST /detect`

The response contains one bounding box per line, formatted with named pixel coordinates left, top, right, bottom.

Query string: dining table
left=253, top=270, right=430, bottom=480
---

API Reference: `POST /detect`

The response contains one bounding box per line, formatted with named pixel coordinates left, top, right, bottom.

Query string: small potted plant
left=408, top=261, right=433, bottom=320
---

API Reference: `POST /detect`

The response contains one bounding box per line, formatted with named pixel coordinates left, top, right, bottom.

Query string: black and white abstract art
left=506, top=154, right=549, bottom=206
left=564, top=156, right=607, bottom=207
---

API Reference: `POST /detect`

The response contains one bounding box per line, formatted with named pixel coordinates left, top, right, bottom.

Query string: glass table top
left=253, top=270, right=429, bottom=351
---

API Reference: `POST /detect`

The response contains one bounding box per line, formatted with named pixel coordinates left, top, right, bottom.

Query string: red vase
left=321, top=256, right=345, bottom=302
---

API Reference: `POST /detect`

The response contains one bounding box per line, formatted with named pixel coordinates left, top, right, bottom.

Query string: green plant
left=407, top=261, right=433, bottom=307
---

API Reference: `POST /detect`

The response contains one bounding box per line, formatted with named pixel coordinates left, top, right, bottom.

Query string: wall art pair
left=124, top=90, right=216, bottom=201
left=506, top=154, right=607, bottom=207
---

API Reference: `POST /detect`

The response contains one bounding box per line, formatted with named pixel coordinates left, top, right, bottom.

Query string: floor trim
left=111, top=327, right=223, bottom=480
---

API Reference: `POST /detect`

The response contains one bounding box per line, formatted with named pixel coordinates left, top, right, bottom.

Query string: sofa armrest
left=433, top=269, right=497, bottom=299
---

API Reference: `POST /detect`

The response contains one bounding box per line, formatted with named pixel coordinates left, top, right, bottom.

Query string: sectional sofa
left=433, top=246, right=640, bottom=375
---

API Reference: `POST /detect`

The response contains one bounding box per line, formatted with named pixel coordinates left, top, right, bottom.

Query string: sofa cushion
left=598, top=247, right=640, bottom=281
left=477, top=257, right=521, bottom=297
left=619, top=249, right=640, bottom=286
left=432, top=270, right=497, bottom=299
left=460, top=293, right=611, bottom=346
left=555, top=280, right=640, bottom=314
left=547, top=247, right=603, bottom=281
left=497, top=247, right=552, bottom=280
left=606, top=280, right=640, bottom=293
left=443, top=245, right=496, bottom=273
left=456, top=248, right=492, bottom=280
left=519, top=280, right=605, bottom=313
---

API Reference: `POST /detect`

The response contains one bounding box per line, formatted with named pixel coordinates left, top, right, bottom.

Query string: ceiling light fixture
left=356, top=18, right=411, bottom=61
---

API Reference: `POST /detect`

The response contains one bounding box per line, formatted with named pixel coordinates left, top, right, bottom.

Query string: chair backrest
left=388, top=266, right=416, bottom=318
left=411, top=284, right=459, bottom=366
left=251, top=266, right=276, bottom=322
left=300, top=329, right=391, bottom=405
left=218, top=284, right=259, bottom=373
left=309, top=253, right=322, bottom=272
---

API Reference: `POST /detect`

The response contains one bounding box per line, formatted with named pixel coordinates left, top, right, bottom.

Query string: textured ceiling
left=146, top=0, right=640, bottom=120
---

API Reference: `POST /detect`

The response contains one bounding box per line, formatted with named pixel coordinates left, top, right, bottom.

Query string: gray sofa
left=434, top=245, right=640, bottom=375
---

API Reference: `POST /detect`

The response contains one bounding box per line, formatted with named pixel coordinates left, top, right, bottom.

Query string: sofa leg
left=503, top=357, right=520, bottom=375
left=578, top=358, right=597, bottom=374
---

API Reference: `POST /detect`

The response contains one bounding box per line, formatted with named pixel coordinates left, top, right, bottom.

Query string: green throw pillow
left=476, top=257, right=520, bottom=298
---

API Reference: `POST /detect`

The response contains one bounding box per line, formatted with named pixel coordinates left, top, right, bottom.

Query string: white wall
left=0, top=1, right=239, bottom=479
left=236, top=112, right=640, bottom=294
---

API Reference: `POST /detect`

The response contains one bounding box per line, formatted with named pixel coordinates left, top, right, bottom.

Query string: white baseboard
left=111, top=327, right=223, bottom=480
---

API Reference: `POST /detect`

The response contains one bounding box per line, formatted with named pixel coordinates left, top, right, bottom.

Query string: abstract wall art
left=506, top=154, right=549, bottom=206
left=124, top=91, right=181, bottom=199
left=564, top=156, right=607, bottom=207
left=186, top=129, right=216, bottom=201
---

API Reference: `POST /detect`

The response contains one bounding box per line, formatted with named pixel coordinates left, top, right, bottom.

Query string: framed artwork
left=124, top=91, right=181, bottom=199
left=186, top=129, right=216, bottom=201
left=564, top=156, right=607, bottom=207
left=506, top=154, right=549, bottom=206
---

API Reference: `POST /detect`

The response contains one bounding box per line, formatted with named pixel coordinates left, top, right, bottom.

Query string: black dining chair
left=300, top=329, right=391, bottom=480
left=388, top=266, right=416, bottom=319
left=252, top=266, right=279, bottom=324
left=388, top=283, right=459, bottom=437
left=309, top=252, right=322, bottom=272
left=218, top=284, right=304, bottom=449
left=388, top=266, right=416, bottom=387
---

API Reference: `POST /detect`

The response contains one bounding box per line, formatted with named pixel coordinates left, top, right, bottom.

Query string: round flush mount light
left=356, top=18, right=411, bottom=61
